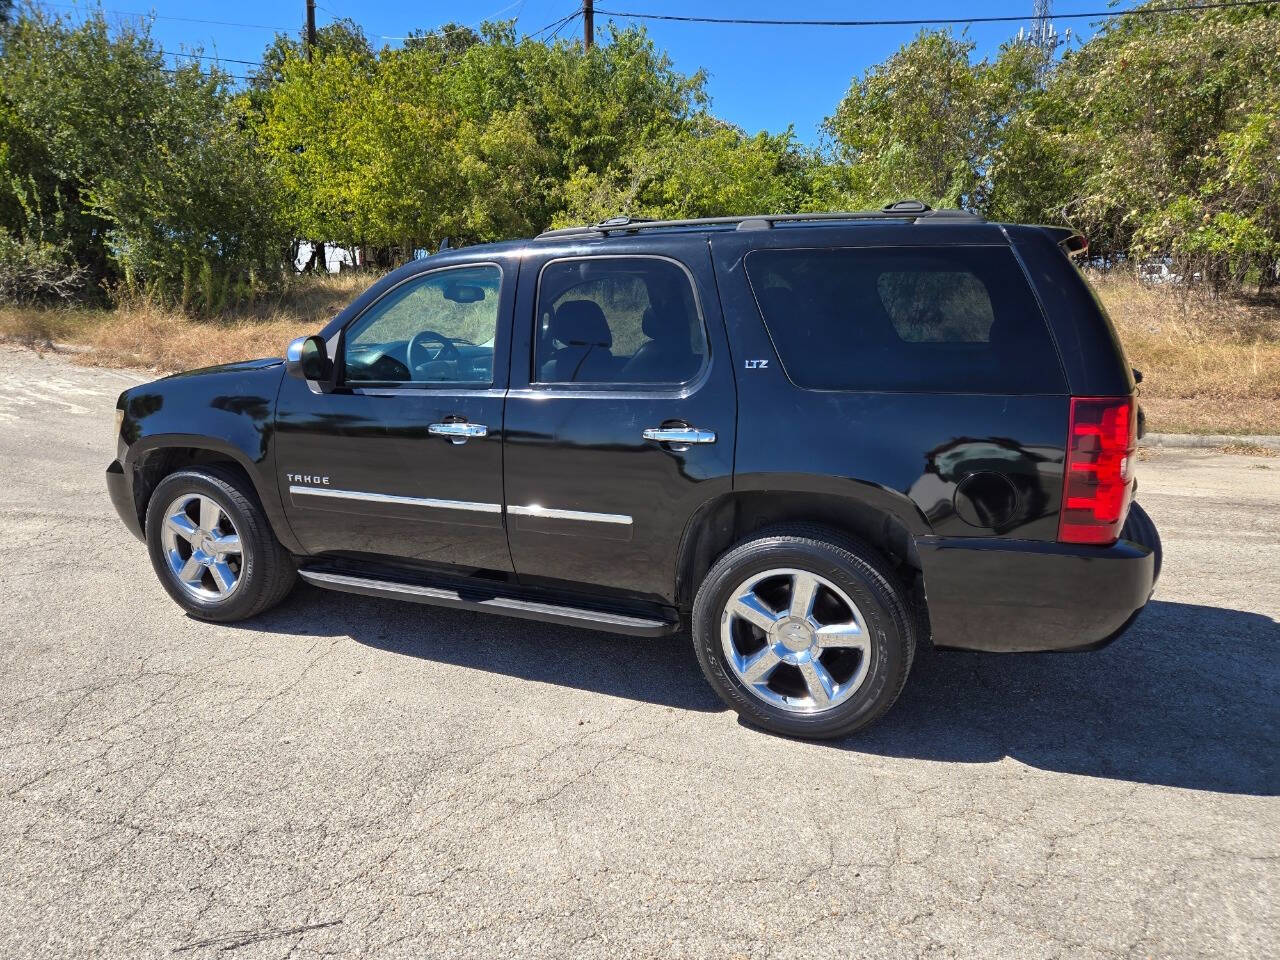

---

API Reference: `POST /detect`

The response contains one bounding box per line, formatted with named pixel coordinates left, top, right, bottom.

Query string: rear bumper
left=106, top=459, right=144, bottom=541
left=918, top=532, right=1157, bottom=653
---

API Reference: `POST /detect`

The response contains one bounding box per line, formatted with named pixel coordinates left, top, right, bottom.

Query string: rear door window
left=534, top=257, right=706, bottom=385
left=745, top=246, right=1065, bottom=393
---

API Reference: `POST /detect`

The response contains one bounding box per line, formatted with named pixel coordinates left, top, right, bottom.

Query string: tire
left=145, top=466, right=296, bottom=622
left=1122, top=501, right=1162, bottom=582
left=691, top=525, right=916, bottom=739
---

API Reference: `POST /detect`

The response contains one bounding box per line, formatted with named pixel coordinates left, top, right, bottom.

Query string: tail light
left=1059, top=397, right=1137, bottom=545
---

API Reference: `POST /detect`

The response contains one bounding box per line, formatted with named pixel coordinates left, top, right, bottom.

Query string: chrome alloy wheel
left=159, top=493, right=244, bottom=601
left=720, top=568, right=872, bottom=713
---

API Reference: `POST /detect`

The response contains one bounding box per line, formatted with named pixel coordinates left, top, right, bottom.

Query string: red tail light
left=1059, top=397, right=1137, bottom=545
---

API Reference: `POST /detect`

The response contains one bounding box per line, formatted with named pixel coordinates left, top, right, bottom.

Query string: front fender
left=115, top=360, right=300, bottom=552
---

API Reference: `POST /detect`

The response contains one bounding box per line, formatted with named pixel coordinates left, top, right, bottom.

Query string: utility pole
left=583, top=0, right=593, bottom=49
left=305, top=0, right=317, bottom=61
left=302, top=0, right=320, bottom=274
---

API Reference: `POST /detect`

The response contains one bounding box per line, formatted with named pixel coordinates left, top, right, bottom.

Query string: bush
left=0, top=231, right=87, bottom=304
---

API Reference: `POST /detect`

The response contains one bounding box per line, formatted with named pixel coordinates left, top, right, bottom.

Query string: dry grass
left=1, top=268, right=1277, bottom=435
left=0, top=272, right=376, bottom=371
left=1218, top=440, right=1278, bottom=457
left=1090, top=271, right=1280, bottom=435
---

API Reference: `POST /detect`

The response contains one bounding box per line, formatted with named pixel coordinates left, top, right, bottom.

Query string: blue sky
left=48, top=1, right=1119, bottom=143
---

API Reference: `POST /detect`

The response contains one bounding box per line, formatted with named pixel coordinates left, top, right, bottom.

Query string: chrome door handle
left=429, top=422, right=487, bottom=444
left=642, top=426, right=716, bottom=444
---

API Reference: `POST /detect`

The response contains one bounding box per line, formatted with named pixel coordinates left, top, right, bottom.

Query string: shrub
left=0, top=231, right=87, bottom=304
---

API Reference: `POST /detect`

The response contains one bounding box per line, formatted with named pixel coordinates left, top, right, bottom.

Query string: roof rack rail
left=535, top=200, right=983, bottom=240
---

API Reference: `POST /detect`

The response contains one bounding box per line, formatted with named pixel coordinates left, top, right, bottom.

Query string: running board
left=297, top=568, right=679, bottom=638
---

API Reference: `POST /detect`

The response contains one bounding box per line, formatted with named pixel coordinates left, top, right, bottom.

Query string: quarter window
left=344, top=264, right=502, bottom=385
left=745, top=246, right=1065, bottom=393
left=534, top=257, right=706, bottom=385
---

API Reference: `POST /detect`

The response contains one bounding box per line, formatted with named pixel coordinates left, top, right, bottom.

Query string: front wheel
left=691, top=527, right=916, bottom=739
left=145, top=466, right=296, bottom=622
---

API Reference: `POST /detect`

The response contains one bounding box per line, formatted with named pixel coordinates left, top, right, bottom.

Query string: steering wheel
left=407, top=329, right=461, bottom=374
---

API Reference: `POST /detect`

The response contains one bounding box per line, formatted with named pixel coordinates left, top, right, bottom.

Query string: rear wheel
left=691, top=526, right=916, bottom=739
left=145, top=466, right=296, bottom=622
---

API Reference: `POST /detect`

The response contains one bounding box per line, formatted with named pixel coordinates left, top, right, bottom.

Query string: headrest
left=640, top=305, right=688, bottom=342
left=551, top=300, right=611, bottom=348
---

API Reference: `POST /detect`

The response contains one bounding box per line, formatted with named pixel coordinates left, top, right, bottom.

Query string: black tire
left=691, top=525, right=916, bottom=739
left=145, top=466, right=296, bottom=622
left=1122, top=501, right=1162, bottom=582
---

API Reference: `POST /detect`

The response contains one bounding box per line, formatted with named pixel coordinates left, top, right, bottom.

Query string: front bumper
left=918, top=532, right=1157, bottom=653
left=106, top=459, right=144, bottom=541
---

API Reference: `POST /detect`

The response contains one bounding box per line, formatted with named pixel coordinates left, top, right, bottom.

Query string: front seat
left=621, top=305, right=700, bottom=382
left=539, top=300, right=617, bottom=383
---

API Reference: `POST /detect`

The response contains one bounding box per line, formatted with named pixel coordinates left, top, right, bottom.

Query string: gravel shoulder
left=0, top=346, right=1276, bottom=959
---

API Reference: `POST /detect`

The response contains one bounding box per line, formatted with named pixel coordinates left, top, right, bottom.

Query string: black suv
left=107, top=202, right=1160, bottom=738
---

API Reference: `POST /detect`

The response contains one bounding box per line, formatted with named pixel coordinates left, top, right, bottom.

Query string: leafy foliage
left=988, top=5, right=1280, bottom=284
left=0, top=1, right=1277, bottom=313
left=253, top=21, right=704, bottom=255
left=0, top=230, right=86, bottom=302
left=823, top=31, right=1046, bottom=211
left=556, top=120, right=810, bottom=224
left=0, top=7, right=286, bottom=309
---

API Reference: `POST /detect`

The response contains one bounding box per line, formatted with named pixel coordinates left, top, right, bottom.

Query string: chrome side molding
left=508, top=504, right=633, bottom=525
left=288, top=486, right=502, bottom=513
left=286, top=485, right=631, bottom=527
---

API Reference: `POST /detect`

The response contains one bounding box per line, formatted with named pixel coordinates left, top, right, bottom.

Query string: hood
left=160, top=356, right=284, bottom=381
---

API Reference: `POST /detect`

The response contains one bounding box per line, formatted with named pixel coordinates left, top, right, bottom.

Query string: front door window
left=344, top=264, right=502, bottom=386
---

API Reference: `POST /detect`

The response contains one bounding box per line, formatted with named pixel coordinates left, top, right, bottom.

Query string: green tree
left=0, top=8, right=166, bottom=286
left=0, top=7, right=286, bottom=307
left=250, top=17, right=374, bottom=93
left=88, top=72, right=286, bottom=310
left=556, top=120, right=808, bottom=225
left=254, top=21, right=706, bottom=256
left=401, top=22, right=481, bottom=58
left=823, top=30, right=1046, bottom=211
left=989, top=3, right=1280, bottom=283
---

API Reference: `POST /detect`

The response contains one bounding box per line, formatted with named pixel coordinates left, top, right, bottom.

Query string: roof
left=423, top=201, right=1015, bottom=262
left=535, top=200, right=983, bottom=241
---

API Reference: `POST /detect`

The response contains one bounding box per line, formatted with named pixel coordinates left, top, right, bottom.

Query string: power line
left=40, top=2, right=292, bottom=31
left=547, top=11, right=581, bottom=43
left=159, top=49, right=265, bottom=68
left=160, top=66, right=254, bottom=82
left=44, top=0, right=532, bottom=41
left=592, top=1, right=1277, bottom=28
left=530, top=9, right=580, bottom=40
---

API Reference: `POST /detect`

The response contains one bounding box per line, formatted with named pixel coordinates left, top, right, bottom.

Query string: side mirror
left=285, top=335, right=332, bottom=381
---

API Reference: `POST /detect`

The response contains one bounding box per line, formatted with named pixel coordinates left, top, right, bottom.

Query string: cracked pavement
left=0, top=346, right=1276, bottom=958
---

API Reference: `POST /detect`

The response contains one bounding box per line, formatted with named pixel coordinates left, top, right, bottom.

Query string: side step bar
left=297, top=568, right=679, bottom=638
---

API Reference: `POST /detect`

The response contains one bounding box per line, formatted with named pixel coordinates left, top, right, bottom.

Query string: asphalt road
left=0, top=346, right=1276, bottom=959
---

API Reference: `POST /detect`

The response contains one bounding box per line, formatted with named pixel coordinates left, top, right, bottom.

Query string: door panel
left=502, top=239, right=737, bottom=603
left=274, top=257, right=516, bottom=573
